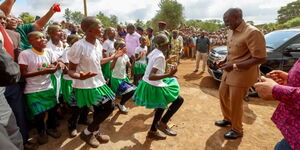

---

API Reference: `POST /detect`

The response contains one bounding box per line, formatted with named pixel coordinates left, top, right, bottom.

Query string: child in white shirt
left=101, top=27, right=116, bottom=82
left=67, top=17, right=124, bottom=148
left=18, top=31, right=65, bottom=144
left=133, top=34, right=184, bottom=140
left=133, top=36, right=148, bottom=85
left=110, top=39, right=136, bottom=114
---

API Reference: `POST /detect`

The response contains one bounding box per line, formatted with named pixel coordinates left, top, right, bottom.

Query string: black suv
left=208, top=28, right=300, bottom=81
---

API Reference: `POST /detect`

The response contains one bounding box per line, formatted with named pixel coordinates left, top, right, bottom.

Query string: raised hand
left=114, top=48, right=125, bottom=58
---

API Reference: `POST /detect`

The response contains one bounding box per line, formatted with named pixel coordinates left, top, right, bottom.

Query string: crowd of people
left=0, top=1, right=299, bottom=150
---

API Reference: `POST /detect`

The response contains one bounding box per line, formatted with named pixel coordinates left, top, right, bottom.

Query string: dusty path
left=38, top=59, right=282, bottom=150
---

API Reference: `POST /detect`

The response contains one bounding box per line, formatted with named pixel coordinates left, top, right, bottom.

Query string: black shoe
left=215, top=120, right=231, bottom=127
left=193, top=69, right=198, bottom=73
left=224, top=130, right=243, bottom=139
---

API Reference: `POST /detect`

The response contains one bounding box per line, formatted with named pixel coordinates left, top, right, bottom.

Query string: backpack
left=0, top=41, right=20, bottom=86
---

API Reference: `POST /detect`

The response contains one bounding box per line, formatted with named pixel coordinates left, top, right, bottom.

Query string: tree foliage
left=134, top=19, right=145, bottom=28
left=96, top=11, right=118, bottom=28
left=64, top=8, right=72, bottom=22
left=19, top=12, right=35, bottom=24
left=277, top=0, right=300, bottom=24
left=185, top=19, right=224, bottom=32
left=150, top=0, right=184, bottom=30
left=282, top=17, right=300, bottom=28
left=63, top=9, right=84, bottom=24
left=70, top=11, right=85, bottom=24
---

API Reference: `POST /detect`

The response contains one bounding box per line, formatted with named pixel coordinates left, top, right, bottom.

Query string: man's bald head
left=224, top=8, right=243, bottom=19
left=223, top=8, right=244, bottom=30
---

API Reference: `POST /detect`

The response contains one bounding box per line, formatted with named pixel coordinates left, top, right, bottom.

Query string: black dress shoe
left=215, top=120, right=231, bottom=127
left=224, top=130, right=243, bottom=139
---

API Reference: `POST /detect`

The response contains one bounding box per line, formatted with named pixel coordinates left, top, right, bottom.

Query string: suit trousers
left=219, top=81, right=249, bottom=134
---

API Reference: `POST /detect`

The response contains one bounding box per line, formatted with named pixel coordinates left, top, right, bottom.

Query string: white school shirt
left=61, top=47, right=72, bottom=80
left=142, top=49, right=167, bottom=87
left=134, top=46, right=147, bottom=64
left=112, top=54, right=130, bottom=79
left=46, top=40, right=65, bottom=61
left=67, top=39, right=106, bottom=89
left=18, top=48, right=56, bottom=94
left=102, top=39, right=116, bottom=57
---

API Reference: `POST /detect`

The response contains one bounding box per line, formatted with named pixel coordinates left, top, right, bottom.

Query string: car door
left=282, top=36, right=300, bottom=71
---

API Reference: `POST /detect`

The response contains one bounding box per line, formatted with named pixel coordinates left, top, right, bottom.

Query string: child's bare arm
left=19, top=64, right=57, bottom=78
left=110, top=57, right=118, bottom=70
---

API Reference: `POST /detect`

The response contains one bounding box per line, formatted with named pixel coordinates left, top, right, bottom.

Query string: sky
left=11, top=0, right=295, bottom=25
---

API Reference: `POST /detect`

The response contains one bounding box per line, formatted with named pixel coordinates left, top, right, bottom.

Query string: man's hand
left=220, top=63, right=233, bottom=72
left=254, top=76, right=278, bottom=100
left=217, top=60, right=226, bottom=68
left=266, top=70, right=288, bottom=85
left=78, top=72, right=98, bottom=80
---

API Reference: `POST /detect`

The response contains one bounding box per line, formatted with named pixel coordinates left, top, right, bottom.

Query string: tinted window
left=265, top=31, right=299, bottom=49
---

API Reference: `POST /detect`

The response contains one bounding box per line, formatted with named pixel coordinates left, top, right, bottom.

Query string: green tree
left=110, top=15, right=118, bottom=27
left=282, top=17, right=300, bottom=28
left=185, top=19, right=224, bottom=32
left=70, top=11, right=84, bottom=24
left=277, top=0, right=300, bottom=24
left=151, top=0, right=184, bottom=30
left=96, top=11, right=113, bottom=28
left=134, top=19, right=145, bottom=28
left=19, top=12, right=35, bottom=24
left=64, top=8, right=72, bottom=22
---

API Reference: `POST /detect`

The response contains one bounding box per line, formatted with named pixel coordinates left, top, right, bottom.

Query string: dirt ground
left=37, top=59, right=282, bottom=150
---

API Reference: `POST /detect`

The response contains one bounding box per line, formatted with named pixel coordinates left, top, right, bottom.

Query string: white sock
left=84, top=128, right=91, bottom=135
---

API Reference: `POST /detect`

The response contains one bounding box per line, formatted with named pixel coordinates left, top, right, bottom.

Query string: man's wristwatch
left=233, top=63, right=239, bottom=71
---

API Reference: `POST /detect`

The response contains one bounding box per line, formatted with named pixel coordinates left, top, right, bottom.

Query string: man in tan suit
left=215, top=8, right=267, bottom=139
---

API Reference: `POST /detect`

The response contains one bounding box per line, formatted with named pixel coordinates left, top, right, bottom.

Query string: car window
left=290, top=36, right=300, bottom=44
left=285, top=36, right=300, bottom=51
left=265, top=31, right=299, bottom=50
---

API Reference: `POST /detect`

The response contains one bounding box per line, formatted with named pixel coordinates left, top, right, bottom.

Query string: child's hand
left=57, top=62, right=66, bottom=70
left=113, top=49, right=124, bottom=59
left=168, top=65, right=178, bottom=77
left=131, top=55, right=136, bottom=61
left=43, top=65, right=58, bottom=74
left=79, top=72, right=98, bottom=80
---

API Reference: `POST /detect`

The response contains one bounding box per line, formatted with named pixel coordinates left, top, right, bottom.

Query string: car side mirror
left=285, top=44, right=300, bottom=52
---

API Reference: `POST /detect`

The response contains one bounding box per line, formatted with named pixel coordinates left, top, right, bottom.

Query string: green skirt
left=110, top=77, right=136, bottom=95
left=133, top=63, right=147, bottom=75
left=26, top=89, right=57, bottom=116
left=61, top=78, right=74, bottom=105
left=101, top=62, right=112, bottom=81
left=74, top=85, right=115, bottom=108
left=133, top=78, right=180, bottom=109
